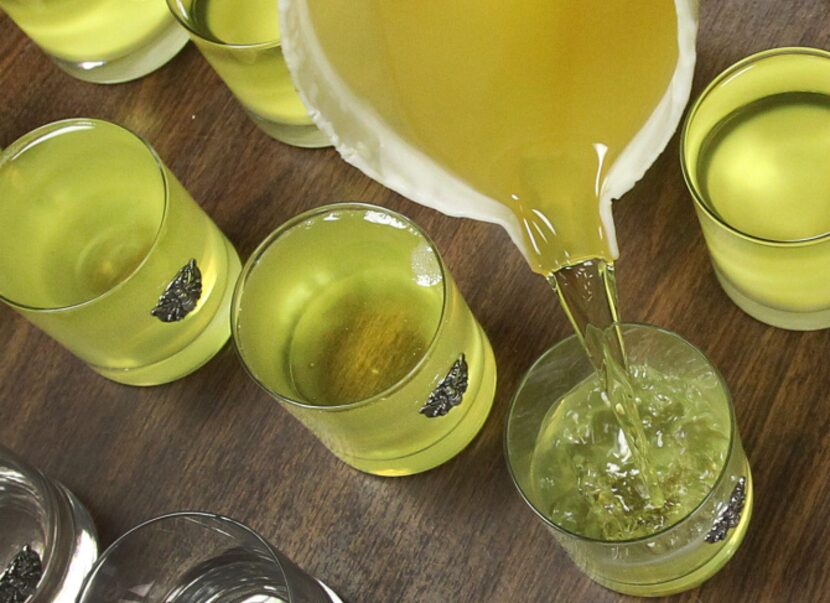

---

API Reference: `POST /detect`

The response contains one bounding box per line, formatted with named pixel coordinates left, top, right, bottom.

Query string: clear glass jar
left=0, top=444, right=98, bottom=602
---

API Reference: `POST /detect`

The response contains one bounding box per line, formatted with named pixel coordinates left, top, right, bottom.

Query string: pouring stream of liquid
left=549, top=260, right=665, bottom=507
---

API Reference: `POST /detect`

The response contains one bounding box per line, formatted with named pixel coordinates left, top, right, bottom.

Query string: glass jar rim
left=0, top=118, right=170, bottom=313
left=503, top=322, right=739, bottom=545
left=76, top=512, right=291, bottom=602
left=231, top=202, right=451, bottom=413
left=166, top=0, right=282, bottom=50
left=680, top=46, right=830, bottom=247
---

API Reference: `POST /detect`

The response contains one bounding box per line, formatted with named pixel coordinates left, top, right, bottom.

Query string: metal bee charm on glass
left=420, top=355, right=469, bottom=418
left=0, top=545, right=43, bottom=603
left=151, top=259, right=203, bottom=323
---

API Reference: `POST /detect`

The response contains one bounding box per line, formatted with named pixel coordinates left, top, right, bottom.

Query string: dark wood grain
left=1, top=2, right=829, bottom=602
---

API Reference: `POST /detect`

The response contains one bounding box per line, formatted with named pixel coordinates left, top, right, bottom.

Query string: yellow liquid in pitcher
left=306, top=0, right=679, bottom=274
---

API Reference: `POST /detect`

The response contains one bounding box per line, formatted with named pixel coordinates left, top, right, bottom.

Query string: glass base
left=339, top=326, right=497, bottom=476
left=247, top=110, right=332, bottom=148
left=91, top=237, right=241, bottom=386
left=51, top=20, right=188, bottom=84
left=593, top=468, right=754, bottom=597
left=715, top=270, right=830, bottom=330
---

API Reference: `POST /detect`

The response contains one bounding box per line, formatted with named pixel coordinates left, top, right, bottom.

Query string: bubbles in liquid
left=411, top=242, right=442, bottom=287
left=530, top=361, right=730, bottom=541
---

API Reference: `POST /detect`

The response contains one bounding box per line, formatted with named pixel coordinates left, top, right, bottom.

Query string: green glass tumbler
left=232, top=203, right=497, bottom=476
left=167, top=0, right=330, bottom=148
left=0, top=0, right=187, bottom=83
left=0, top=119, right=241, bottom=386
left=682, top=48, right=830, bottom=330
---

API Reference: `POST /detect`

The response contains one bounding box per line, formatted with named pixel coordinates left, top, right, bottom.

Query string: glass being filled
left=506, top=325, right=752, bottom=596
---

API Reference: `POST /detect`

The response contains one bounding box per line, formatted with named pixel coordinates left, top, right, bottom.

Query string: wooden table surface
left=1, top=2, right=829, bottom=602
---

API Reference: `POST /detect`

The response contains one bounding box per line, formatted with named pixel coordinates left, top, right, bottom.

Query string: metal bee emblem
left=420, top=355, right=468, bottom=418
left=706, top=476, right=747, bottom=544
left=151, top=259, right=202, bottom=323
left=0, top=545, right=43, bottom=603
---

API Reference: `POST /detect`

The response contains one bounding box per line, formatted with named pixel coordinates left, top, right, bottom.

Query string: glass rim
left=231, top=201, right=450, bottom=413
left=166, top=0, right=282, bottom=50
left=680, top=46, right=830, bottom=248
left=0, top=118, right=170, bottom=313
left=503, top=322, right=739, bottom=546
left=76, top=511, right=289, bottom=602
